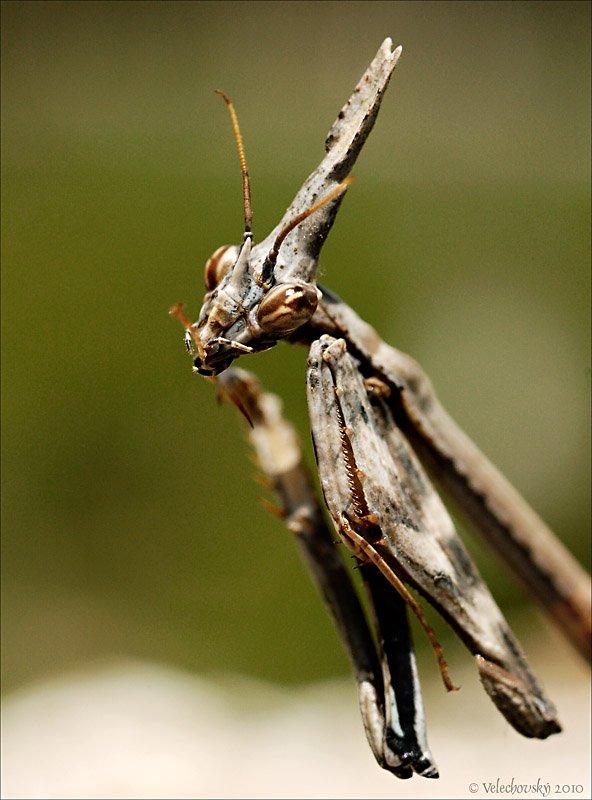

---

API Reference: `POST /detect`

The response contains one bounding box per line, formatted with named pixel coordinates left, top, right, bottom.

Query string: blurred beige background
left=1, top=1, right=590, bottom=797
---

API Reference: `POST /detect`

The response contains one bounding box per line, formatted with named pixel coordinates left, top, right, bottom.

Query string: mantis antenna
left=258, top=176, right=354, bottom=284
left=215, top=90, right=253, bottom=239
left=268, top=176, right=354, bottom=266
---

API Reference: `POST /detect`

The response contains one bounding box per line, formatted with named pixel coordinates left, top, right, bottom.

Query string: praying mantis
left=170, top=39, right=591, bottom=778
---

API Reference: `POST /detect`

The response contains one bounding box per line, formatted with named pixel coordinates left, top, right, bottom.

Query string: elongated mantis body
left=171, top=39, right=591, bottom=778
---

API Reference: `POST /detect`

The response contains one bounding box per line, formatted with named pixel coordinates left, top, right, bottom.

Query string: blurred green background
left=2, top=1, right=590, bottom=694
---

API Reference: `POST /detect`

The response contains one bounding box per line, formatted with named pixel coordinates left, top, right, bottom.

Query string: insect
left=170, top=39, right=591, bottom=778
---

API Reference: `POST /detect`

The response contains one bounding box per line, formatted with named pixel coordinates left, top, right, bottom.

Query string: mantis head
left=170, top=39, right=402, bottom=376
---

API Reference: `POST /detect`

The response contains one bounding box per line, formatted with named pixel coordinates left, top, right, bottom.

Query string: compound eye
left=256, top=282, right=319, bottom=334
left=204, top=244, right=240, bottom=290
